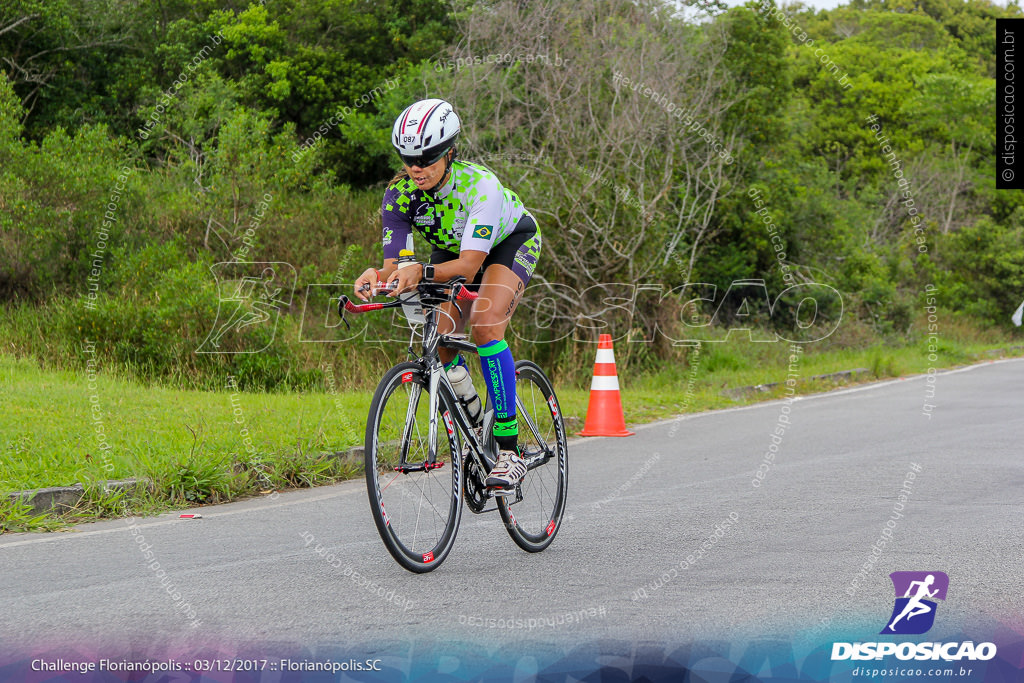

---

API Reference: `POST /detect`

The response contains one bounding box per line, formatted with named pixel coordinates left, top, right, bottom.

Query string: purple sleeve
left=381, top=186, right=413, bottom=261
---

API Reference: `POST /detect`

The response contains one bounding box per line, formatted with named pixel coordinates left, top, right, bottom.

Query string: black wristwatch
left=422, top=263, right=435, bottom=281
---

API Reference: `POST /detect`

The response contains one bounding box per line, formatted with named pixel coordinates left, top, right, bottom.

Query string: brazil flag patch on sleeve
left=472, top=224, right=493, bottom=239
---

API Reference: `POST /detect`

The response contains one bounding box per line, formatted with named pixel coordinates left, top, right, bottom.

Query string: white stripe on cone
left=594, top=348, right=616, bottom=364
left=590, top=375, right=620, bottom=391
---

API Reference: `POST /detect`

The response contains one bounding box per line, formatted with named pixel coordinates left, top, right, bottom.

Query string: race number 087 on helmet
left=391, top=98, right=461, bottom=168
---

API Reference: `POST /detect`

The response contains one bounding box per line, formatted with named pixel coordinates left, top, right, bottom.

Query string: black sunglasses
left=399, top=148, right=449, bottom=168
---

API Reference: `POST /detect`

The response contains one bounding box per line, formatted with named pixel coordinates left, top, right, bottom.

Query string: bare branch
left=0, top=14, right=37, bottom=37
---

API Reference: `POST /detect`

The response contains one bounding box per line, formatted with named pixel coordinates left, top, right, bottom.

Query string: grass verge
left=2, top=317, right=1021, bottom=531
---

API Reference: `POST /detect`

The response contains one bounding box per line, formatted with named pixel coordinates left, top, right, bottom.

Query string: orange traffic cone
left=579, top=334, right=634, bottom=437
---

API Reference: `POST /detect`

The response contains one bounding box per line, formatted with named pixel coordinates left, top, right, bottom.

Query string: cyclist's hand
left=388, top=263, right=423, bottom=297
left=354, top=267, right=379, bottom=301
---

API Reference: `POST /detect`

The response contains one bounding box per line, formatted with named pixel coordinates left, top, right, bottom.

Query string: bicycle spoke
left=366, top=364, right=462, bottom=572
left=498, top=362, right=568, bottom=552
left=516, top=391, right=550, bottom=453
left=381, top=471, right=401, bottom=492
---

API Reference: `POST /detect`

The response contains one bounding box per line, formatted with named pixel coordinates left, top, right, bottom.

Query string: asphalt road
left=2, top=358, right=1022, bottom=665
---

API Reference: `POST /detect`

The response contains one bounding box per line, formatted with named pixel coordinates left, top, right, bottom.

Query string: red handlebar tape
left=344, top=300, right=385, bottom=314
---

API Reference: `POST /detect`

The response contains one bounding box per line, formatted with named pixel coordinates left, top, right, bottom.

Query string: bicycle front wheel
left=498, top=360, right=569, bottom=552
left=365, top=362, right=463, bottom=573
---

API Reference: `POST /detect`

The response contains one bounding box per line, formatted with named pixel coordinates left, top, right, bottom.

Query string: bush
left=60, top=240, right=219, bottom=373
left=935, top=218, right=1024, bottom=327
left=0, top=73, right=134, bottom=301
left=49, top=239, right=323, bottom=390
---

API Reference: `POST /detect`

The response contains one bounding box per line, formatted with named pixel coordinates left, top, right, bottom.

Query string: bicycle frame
left=341, top=281, right=555, bottom=478
left=431, top=313, right=556, bottom=478
left=347, top=277, right=569, bottom=570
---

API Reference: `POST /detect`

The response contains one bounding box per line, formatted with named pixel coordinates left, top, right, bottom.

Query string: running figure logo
left=881, top=571, right=949, bottom=635
left=197, top=262, right=295, bottom=354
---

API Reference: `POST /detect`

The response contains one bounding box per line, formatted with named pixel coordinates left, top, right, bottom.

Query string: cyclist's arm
left=425, top=172, right=503, bottom=282
left=355, top=192, right=412, bottom=298
left=381, top=189, right=414, bottom=265
left=386, top=250, right=485, bottom=296
left=382, top=244, right=485, bottom=281
left=431, top=250, right=486, bottom=282
left=459, top=174, right=504, bottom=254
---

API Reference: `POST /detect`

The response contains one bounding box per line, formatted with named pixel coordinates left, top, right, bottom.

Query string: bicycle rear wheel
left=498, top=360, right=569, bottom=552
left=365, top=362, right=463, bottom=573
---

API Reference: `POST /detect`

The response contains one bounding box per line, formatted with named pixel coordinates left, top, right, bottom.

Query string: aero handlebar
left=338, top=278, right=478, bottom=320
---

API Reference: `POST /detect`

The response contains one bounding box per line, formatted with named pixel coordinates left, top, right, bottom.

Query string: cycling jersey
left=381, top=160, right=532, bottom=260
left=431, top=213, right=541, bottom=287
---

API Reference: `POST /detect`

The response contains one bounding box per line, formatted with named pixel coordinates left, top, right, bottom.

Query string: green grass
left=2, top=316, right=1021, bottom=530
left=0, top=498, right=68, bottom=533
left=1, top=354, right=365, bottom=528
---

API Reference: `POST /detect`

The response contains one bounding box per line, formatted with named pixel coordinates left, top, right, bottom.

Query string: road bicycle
left=338, top=277, right=569, bottom=573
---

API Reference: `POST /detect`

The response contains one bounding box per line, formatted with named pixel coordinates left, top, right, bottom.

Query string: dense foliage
left=1, top=0, right=1020, bottom=389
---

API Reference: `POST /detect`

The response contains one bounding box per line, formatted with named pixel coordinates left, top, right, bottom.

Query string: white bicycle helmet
left=391, top=98, right=461, bottom=167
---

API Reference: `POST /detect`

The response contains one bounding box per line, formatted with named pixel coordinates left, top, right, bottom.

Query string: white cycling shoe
left=486, top=449, right=527, bottom=491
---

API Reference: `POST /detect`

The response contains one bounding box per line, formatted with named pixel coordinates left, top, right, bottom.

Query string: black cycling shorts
left=429, top=213, right=541, bottom=289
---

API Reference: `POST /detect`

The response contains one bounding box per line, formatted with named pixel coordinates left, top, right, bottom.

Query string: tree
left=201, top=0, right=455, bottom=184
left=0, top=0, right=134, bottom=129
left=435, top=0, right=744, bottom=330
left=901, top=72, right=993, bottom=235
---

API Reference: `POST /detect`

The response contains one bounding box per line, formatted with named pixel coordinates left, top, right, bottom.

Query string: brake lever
left=337, top=295, right=352, bottom=330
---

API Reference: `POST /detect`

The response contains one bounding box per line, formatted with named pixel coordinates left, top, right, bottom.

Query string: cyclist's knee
left=470, top=322, right=505, bottom=347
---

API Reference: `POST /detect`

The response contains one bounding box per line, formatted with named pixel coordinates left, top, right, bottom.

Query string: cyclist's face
left=405, top=154, right=447, bottom=190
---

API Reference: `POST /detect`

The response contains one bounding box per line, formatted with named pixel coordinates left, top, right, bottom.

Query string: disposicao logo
left=831, top=571, right=997, bottom=663
left=881, top=571, right=947, bottom=635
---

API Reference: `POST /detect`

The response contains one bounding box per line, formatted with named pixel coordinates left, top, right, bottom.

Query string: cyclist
left=355, top=98, right=541, bottom=492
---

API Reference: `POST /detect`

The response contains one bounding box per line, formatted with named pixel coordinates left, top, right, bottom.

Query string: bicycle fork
left=395, top=364, right=448, bottom=474
left=398, top=363, right=552, bottom=477
left=427, top=364, right=443, bottom=468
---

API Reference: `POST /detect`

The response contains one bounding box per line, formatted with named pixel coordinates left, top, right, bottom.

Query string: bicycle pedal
left=486, top=486, right=516, bottom=498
